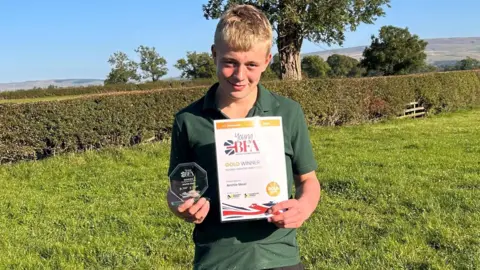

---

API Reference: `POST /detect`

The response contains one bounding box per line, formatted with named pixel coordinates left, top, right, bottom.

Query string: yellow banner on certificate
left=260, top=119, right=281, bottom=127
left=215, top=120, right=255, bottom=130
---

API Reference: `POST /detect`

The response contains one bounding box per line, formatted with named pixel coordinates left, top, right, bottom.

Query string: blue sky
left=0, top=0, right=479, bottom=83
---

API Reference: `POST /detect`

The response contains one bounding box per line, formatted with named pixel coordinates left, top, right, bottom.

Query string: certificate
left=213, top=116, right=289, bottom=222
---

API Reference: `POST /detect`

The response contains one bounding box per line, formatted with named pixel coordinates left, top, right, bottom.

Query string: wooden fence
left=399, top=101, right=426, bottom=118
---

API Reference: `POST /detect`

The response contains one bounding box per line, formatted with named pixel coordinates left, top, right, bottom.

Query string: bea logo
left=181, top=169, right=194, bottom=178
left=224, top=140, right=259, bottom=155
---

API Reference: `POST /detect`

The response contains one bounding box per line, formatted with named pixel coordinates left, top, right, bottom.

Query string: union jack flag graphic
left=224, top=140, right=237, bottom=155
left=222, top=202, right=276, bottom=219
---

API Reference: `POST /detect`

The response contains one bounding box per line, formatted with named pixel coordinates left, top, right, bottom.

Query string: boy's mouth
left=228, top=81, right=247, bottom=91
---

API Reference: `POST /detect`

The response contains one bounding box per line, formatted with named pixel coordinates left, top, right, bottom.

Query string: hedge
left=1, top=70, right=479, bottom=164
left=0, top=78, right=218, bottom=100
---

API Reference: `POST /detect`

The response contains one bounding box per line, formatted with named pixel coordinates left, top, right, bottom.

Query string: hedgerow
left=1, top=70, right=479, bottom=163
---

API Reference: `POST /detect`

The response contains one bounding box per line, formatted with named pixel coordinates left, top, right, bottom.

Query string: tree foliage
left=104, top=52, right=140, bottom=85
left=202, top=0, right=390, bottom=80
left=301, top=55, right=330, bottom=78
left=261, top=53, right=281, bottom=80
left=452, top=57, right=480, bottom=71
left=270, top=53, right=282, bottom=77
left=327, top=54, right=362, bottom=77
left=347, top=65, right=366, bottom=78
left=174, top=51, right=217, bottom=79
left=414, top=64, right=438, bottom=74
left=360, top=25, right=428, bottom=76
left=135, top=45, right=168, bottom=81
left=262, top=66, right=279, bottom=80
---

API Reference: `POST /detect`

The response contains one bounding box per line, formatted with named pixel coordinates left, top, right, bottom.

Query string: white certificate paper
left=213, top=116, right=289, bottom=222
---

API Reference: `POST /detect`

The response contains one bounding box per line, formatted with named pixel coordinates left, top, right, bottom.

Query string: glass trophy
left=169, top=162, right=208, bottom=206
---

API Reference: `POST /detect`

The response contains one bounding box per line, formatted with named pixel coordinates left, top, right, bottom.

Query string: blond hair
left=214, top=4, right=273, bottom=55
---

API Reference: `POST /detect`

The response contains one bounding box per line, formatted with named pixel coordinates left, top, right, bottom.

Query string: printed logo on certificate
left=213, top=116, right=289, bottom=222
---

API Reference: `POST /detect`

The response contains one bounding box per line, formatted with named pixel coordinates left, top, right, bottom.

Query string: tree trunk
left=277, top=18, right=303, bottom=80
left=278, top=45, right=302, bottom=80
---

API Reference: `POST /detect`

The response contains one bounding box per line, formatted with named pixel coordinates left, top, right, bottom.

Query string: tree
left=135, top=45, right=168, bottom=81
left=270, top=53, right=282, bottom=77
left=301, top=55, right=330, bottom=78
left=174, top=51, right=217, bottom=79
left=203, top=0, right=390, bottom=80
left=327, top=54, right=362, bottom=77
left=270, top=53, right=281, bottom=78
left=260, top=53, right=281, bottom=80
left=414, top=64, right=438, bottom=73
left=347, top=65, right=366, bottom=78
left=454, top=57, right=480, bottom=70
left=262, top=66, right=280, bottom=80
left=360, top=26, right=428, bottom=76
left=104, top=51, right=139, bottom=84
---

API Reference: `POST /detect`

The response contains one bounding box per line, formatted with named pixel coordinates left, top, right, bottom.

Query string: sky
left=0, top=0, right=479, bottom=83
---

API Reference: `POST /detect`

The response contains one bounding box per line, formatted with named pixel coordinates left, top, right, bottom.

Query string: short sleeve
left=291, top=104, right=318, bottom=175
left=168, top=116, right=191, bottom=176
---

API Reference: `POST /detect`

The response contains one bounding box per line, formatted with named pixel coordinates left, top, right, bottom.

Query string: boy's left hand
left=267, top=199, right=309, bottom=228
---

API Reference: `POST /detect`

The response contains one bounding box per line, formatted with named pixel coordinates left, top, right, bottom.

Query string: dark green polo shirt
left=168, top=82, right=318, bottom=270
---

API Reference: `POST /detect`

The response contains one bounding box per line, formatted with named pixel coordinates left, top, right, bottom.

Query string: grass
left=1, top=109, right=479, bottom=269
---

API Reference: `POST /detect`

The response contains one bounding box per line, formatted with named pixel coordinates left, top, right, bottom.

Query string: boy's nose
left=233, top=65, right=246, bottom=80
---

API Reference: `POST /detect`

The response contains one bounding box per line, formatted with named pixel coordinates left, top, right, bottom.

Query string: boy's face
left=212, top=40, right=272, bottom=102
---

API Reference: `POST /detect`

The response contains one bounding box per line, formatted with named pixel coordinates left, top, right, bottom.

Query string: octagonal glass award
left=169, top=162, right=208, bottom=206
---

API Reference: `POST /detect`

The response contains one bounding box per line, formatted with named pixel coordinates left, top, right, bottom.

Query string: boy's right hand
left=176, top=197, right=210, bottom=224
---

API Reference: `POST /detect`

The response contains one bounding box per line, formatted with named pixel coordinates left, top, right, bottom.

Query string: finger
left=269, top=200, right=298, bottom=214
left=281, top=207, right=301, bottom=222
left=282, top=212, right=302, bottom=226
left=269, top=207, right=302, bottom=224
left=188, top=198, right=207, bottom=216
left=270, top=200, right=297, bottom=214
left=196, top=200, right=210, bottom=219
left=268, top=212, right=285, bottom=223
left=177, top=198, right=195, bottom=214
left=194, top=201, right=210, bottom=223
left=271, top=215, right=303, bottom=228
left=283, top=221, right=303, bottom=229
left=269, top=216, right=286, bottom=228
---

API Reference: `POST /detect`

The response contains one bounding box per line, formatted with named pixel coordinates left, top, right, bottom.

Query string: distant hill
left=0, top=77, right=191, bottom=92
left=302, top=37, right=480, bottom=67
left=0, top=79, right=104, bottom=92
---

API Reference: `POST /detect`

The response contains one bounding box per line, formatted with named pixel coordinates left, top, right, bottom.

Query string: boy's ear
left=263, top=53, right=272, bottom=71
left=265, top=53, right=272, bottom=65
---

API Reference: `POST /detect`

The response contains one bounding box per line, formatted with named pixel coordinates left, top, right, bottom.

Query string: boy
left=167, top=4, right=320, bottom=270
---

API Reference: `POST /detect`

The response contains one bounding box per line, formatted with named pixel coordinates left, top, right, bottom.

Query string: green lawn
left=1, top=109, right=479, bottom=269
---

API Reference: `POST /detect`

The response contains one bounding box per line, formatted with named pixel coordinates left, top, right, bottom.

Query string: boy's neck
left=215, top=87, right=258, bottom=119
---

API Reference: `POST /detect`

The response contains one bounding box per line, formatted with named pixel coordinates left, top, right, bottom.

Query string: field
left=0, top=87, right=202, bottom=104
left=0, top=95, right=88, bottom=104
left=0, top=108, right=479, bottom=269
